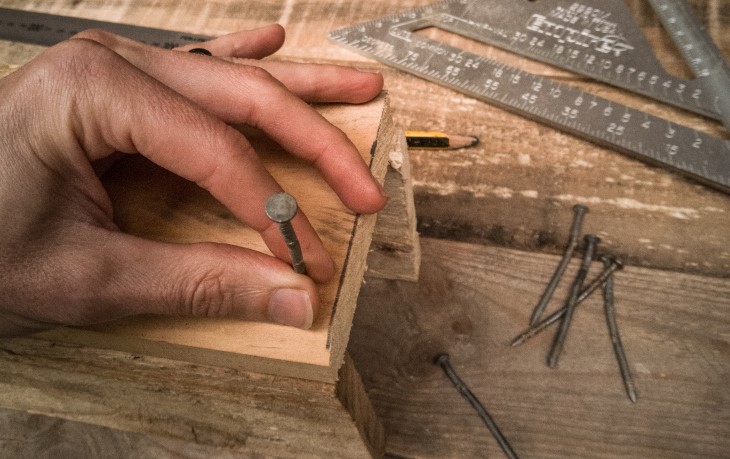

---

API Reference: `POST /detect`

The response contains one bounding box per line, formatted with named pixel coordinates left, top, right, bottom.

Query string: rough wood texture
left=1, top=0, right=728, bottom=457
left=26, top=96, right=392, bottom=383
left=0, top=338, right=383, bottom=458
left=367, top=129, right=421, bottom=282
left=350, top=237, right=730, bottom=458
left=0, top=0, right=727, bottom=279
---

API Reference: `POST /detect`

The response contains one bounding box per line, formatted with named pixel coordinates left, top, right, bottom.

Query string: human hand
left=0, top=25, right=386, bottom=337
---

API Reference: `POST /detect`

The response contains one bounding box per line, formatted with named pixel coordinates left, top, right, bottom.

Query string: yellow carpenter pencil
left=405, top=130, right=479, bottom=150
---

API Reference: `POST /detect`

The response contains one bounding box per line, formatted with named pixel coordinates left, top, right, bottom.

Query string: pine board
left=25, top=95, right=392, bottom=382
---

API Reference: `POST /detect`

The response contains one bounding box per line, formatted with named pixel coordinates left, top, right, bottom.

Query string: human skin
left=0, top=25, right=387, bottom=337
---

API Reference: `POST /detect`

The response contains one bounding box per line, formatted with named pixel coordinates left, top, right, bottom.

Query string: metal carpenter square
left=329, top=1, right=730, bottom=194
left=0, top=7, right=211, bottom=48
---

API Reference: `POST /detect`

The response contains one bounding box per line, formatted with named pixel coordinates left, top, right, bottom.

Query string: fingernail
left=268, top=288, right=313, bottom=329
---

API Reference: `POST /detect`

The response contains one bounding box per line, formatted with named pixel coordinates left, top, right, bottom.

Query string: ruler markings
left=1, top=4, right=728, bottom=193
left=329, top=4, right=730, bottom=193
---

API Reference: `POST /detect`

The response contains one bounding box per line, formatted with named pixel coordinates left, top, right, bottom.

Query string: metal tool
left=601, top=255, right=637, bottom=403
left=547, top=234, right=599, bottom=368
left=648, top=0, right=730, bottom=132
left=435, top=354, right=520, bottom=459
left=329, top=0, right=730, bottom=194
left=529, top=204, right=588, bottom=326
left=0, top=8, right=211, bottom=48
left=511, top=256, right=624, bottom=347
left=265, top=192, right=306, bottom=275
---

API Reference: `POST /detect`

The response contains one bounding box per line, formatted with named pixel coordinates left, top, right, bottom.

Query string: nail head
left=584, top=234, right=601, bottom=245
left=265, top=193, right=298, bottom=223
left=601, top=254, right=624, bottom=270
left=572, top=204, right=589, bottom=215
left=434, top=353, right=450, bottom=365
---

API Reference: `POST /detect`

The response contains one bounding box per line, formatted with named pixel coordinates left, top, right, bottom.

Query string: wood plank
left=367, top=129, right=421, bottom=282
left=25, top=95, right=392, bottom=382
left=0, top=338, right=383, bottom=458
left=349, top=237, right=730, bottom=458
left=0, top=0, right=727, bottom=277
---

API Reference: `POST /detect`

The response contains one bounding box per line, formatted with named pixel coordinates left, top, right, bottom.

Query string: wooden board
left=350, top=237, right=730, bottom=458
left=0, top=339, right=384, bottom=458
left=24, top=95, right=392, bottom=383
left=3, top=0, right=725, bottom=278
left=0, top=0, right=728, bottom=457
left=367, top=129, right=421, bottom=282
left=0, top=0, right=727, bottom=279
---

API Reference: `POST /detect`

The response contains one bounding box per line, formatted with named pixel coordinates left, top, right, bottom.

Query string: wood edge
left=35, top=327, right=339, bottom=383
left=0, top=338, right=374, bottom=457
left=367, top=128, right=421, bottom=282
left=336, top=353, right=386, bottom=458
left=327, top=92, right=394, bottom=371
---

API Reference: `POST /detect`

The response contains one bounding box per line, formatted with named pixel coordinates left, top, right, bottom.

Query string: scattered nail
left=511, top=256, right=624, bottom=346
left=435, top=354, right=520, bottom=459
left=529, top=204, right=589, bottom=326
left=547, top=234, right=600, bottom=368
left=265, top=192, right=306, bottom=274
left=602, top=255, right=638, bottom=403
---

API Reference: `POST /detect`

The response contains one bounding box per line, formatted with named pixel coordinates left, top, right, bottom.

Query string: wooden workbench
left=1, top=0, right=729, bottom=457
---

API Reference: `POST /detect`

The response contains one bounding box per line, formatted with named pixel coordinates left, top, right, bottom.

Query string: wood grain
left=27, top=95, right=392, bottom=382
left=367, top=129, right=421, bottom=282
left=0, top=0, right=727, bottom=278
left=1, top=1, right=729, bottom=457
left=0, top=339, right=382, bottom=458
left=350, top=237, right=730, bottom=458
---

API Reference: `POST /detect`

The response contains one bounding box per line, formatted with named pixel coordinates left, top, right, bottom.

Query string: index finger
left=74, top=30, right=388, bottom=215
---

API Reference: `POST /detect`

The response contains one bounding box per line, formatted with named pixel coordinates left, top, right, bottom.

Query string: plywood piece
left=367, top=129, right=421, bottom=281
left=27, top=95, right=392, bottom=383
left=350, top=237, right=730, bottom=458
left=0, top=338, right=384, bottom=458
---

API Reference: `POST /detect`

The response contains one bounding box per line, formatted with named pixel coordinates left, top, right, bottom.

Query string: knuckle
left=70, top=28, right=117, bottom=46
left=241, top=64, right=276, bottom=82
left=40, top=38, right=117, bottom=82
left=315, top=128, right=351, bottom=166
left=182, top=266, right=231, bottom=318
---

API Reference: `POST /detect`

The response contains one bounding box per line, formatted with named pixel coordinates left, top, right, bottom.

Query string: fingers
left=171, top=25, right=383, bottom=103
left=35, top=38, right=334, bottom=280
left=18, top=228, right=320, bottom=330
left=246, top=60, right=384, bottom=104
left=114, top=235, right=319, bottom=329
left=73, top=29, right=388, bottom=215
left=174, top=24, right=286, bottom=59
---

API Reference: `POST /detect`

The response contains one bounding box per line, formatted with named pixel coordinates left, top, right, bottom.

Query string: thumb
left=94, top=232, right=319, bottom=329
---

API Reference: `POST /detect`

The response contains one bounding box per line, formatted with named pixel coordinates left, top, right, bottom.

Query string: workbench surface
left=0, top=1, right=728, bottom=458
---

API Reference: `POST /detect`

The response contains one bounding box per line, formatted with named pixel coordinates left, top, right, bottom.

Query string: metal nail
left=602, top=255, right=638, bottom=403
left=265, top=192, right=306, bottom=274
left=528, top=204, right=589, bottom=326
left=511, top=257, right=624, bottom=346
left=435, top=354, right=520, bottom=459
left=547, top=234, right=600, bottom=368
